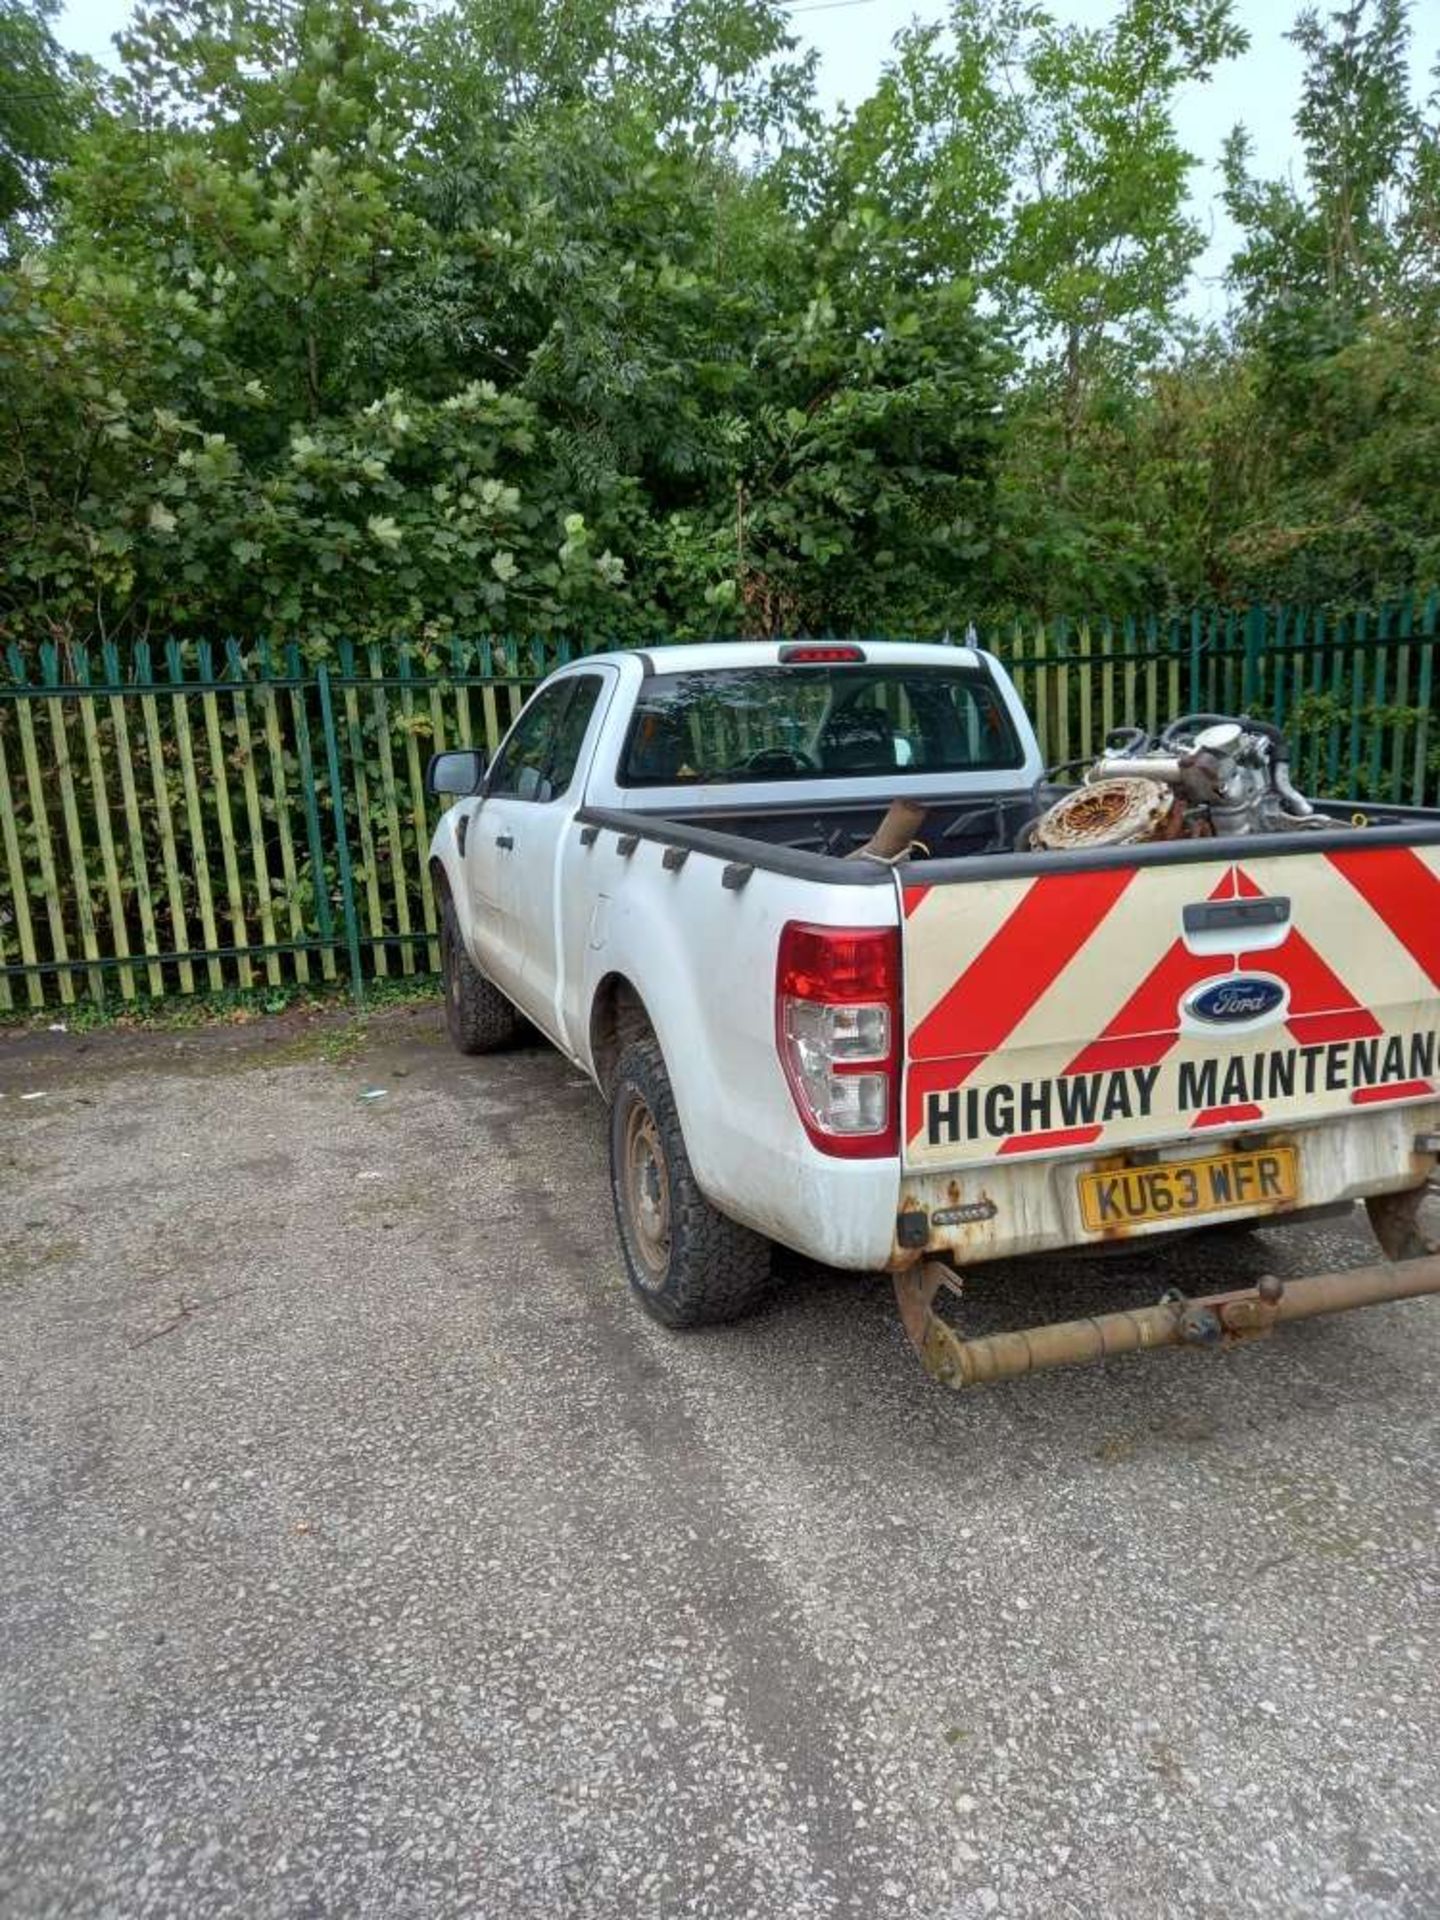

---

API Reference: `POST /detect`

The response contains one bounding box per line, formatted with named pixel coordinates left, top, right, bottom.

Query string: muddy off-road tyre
left=440, top=894, right=520, bottom=1055
left=608, top=1036, right=772, bottom=1328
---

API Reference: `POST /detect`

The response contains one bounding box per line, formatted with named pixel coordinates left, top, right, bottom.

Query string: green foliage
left=0, top=0, right=1437, bottom=643
left=1288, top=684, right=1440, bottom=802
left=0, top=0, right=92, bottom=229
left=1212, top=0, right=1440, bottom=603
left=1223, top=0, right=1432, bottom=329
left=821, top=1, right=1246, bottom=386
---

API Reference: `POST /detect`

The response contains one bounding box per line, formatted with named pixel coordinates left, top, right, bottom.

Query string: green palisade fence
left=994, top=597, right=1440, bottom=800
left=0, top=635, right=580, bottom=1011
left=2, top=604, right=1438, bottom=1011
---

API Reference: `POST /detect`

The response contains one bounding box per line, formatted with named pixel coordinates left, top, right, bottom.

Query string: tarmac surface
left=2, top=1002, right=1438, bottom=1918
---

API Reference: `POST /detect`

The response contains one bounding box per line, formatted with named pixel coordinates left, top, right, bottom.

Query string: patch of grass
left=241, top=1026, right=364, bottom=1069
left=0, top=971, right=440, bottom=1036
left=0, top=1236, right=82, bottom=1290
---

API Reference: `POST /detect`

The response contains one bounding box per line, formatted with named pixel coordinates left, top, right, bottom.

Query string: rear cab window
left=617, top=663, right=1024, bottom=787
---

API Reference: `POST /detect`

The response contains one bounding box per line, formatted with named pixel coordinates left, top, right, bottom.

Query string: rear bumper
left=891, top=1102, right=1440, bottom=1269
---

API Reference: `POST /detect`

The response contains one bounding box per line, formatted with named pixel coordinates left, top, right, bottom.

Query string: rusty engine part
left=849, top=799, right=929, bottom=863
left=1029, top=713, right=1331, bottom=851
left=1031, top=776, right=1183, bottom=851
left=895, top=1244, right=1440, bottom=1390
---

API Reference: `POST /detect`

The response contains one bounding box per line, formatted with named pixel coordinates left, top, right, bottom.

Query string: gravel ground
left=2, top=1002, right=1438, bottom=1920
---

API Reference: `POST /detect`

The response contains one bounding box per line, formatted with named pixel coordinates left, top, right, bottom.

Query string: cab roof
left=573, top=639, right=985, bottom=676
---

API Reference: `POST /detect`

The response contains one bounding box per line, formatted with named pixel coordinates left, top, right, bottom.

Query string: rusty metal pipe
left=848, top=799, right=929, bottom=863
left=894, top=1254, right=1440, bottom=1390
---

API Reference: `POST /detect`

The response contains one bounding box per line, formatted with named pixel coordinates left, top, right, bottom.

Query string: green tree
left=1218, top=0, right=1440, bottom=602
left=3, top=0, right=1434, bottom=644
left=820, top=1, right=1245, bottom=396
left=1, top=0, right=1017, bottom=645
left=809, top=0, right=1249, bottom=616
left=0, top=0, right=644, bottom=644
left=0, top=0, right=90, bottom=229
left=1223, top=0, right=1433, bottom=331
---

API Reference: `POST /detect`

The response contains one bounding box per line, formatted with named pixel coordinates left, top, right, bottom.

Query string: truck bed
left=578, top=792, right=1440, bottom=882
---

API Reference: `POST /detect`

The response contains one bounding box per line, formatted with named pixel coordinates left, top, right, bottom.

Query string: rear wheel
left=608, top=1036, right=771, bottom=1327
left=440, top=893, right=520, bottom=1055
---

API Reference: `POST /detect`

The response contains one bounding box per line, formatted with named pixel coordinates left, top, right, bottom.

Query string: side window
left=487, top=674, right=604, bottom=803
left=545, top=675, right=604, bottom=793
left=487, top=683, right=569, bottom=802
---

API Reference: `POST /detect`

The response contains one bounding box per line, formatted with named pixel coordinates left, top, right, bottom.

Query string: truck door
left=468, top=671, right=609, bottom=1034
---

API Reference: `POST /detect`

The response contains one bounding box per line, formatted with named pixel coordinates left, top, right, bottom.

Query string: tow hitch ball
left=1166, top=1273, right=1287, bottom=1347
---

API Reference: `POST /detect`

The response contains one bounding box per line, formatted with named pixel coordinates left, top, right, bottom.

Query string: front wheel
left=608, top=1036, right=771, bottom=1328
left=440, top=893, right=521, bottom=1055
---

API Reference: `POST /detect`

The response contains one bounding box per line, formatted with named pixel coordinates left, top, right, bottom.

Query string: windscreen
left=618, top=664, right=1024, bottom=787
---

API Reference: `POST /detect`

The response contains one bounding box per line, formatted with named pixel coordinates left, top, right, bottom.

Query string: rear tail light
left=776, top=923, right=900, bottom=1158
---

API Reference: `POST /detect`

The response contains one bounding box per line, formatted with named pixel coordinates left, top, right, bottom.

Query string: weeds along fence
left=1, top=601, right=1438, bottom=1011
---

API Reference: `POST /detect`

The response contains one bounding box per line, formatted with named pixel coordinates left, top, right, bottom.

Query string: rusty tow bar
left=894, top=1253, right=1440, bottom=1390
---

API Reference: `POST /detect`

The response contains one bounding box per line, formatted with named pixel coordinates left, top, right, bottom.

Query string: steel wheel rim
left=623, top=1099, right=671, bottom=1278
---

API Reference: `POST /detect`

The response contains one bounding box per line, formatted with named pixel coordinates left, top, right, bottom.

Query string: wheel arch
left=427, top=804, right=468, bottom=930
left=588, top=971, right=655, bottom=1095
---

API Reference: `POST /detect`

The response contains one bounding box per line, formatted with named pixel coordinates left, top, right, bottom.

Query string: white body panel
left=563, top=833, right=901, bottom=1266
left=430, top=643, right=1440, bottom=1273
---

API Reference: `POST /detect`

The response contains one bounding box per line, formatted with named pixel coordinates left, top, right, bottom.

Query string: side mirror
left=426, top=748, right=487, bottom=797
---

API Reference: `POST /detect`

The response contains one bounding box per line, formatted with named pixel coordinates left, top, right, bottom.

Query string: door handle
left=1183, top=896, right=1289, bottom=934
left=495, top=833, right=515, bottom=851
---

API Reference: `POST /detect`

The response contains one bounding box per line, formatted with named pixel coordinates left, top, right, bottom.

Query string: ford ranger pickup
left=426, top=640, right=1440, bottom=1387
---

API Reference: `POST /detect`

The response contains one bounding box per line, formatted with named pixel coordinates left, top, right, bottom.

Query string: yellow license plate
left=1078, top=1147, right=1297, bottom=1233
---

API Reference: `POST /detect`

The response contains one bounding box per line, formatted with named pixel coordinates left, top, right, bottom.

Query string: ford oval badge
left=1183, top=974, right=1288, bottom=1027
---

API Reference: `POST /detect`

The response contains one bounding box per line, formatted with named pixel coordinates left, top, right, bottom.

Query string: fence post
left=316, top=661, right=365, bottom=1007
left=1242, top=604, right=1265, bottom=711
left=1413, top=593, right=1437, bottom=808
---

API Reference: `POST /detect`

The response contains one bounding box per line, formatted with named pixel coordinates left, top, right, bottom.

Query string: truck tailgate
left=901, top=844, right=1440, bottom=1171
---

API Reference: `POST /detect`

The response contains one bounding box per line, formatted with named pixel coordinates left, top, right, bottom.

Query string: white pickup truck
left=427, top=640, right=1440, bottom=1386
